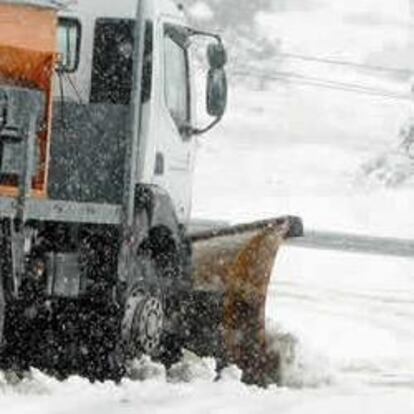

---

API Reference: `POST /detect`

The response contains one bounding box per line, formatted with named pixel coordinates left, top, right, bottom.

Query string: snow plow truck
left=0, top=0, right=303, bottom=386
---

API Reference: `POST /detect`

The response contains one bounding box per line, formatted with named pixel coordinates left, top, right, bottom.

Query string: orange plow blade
left=189, top=216, right=303, bottom=385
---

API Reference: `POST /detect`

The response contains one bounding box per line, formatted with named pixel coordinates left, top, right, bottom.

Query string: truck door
left=153, top=23, right=195, bottom=223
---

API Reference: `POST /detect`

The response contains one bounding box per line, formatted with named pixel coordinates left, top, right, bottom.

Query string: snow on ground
left=3, top=365, right=414, bottom=414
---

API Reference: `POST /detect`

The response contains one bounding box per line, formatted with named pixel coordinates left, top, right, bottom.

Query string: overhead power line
left=271, top=51, right=414, bottom=77
left=231, top=68, right=413, bottom=102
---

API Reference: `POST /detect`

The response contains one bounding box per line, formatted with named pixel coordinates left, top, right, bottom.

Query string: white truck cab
left=55, top=0, right=224, bottom=224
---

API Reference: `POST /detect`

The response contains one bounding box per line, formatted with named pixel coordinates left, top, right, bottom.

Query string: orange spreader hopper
left=0, top=3, right=57, bottom=198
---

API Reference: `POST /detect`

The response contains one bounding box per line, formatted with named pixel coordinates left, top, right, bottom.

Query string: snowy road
left=271, top=247, right=414, bottom=389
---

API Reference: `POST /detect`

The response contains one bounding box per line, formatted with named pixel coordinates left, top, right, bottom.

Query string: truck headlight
left=33, top=258, right=46, bottom=282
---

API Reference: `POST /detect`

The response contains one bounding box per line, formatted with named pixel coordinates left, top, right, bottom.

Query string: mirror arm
left=190, top=116, right=222, bottom=136
left=187, top=28, right=222, bottom=45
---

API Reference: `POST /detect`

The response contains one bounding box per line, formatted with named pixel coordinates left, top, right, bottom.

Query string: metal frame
left=123, top=0, right=146, bottom=228
left=17, top=115, right=37, bottom=222
left=190, top=216, right=303, bottom=242
left=0, top=197, right=122, bottom=225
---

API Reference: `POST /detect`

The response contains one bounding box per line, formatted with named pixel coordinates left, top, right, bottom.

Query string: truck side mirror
left=207, top=43, right=227, bottom=69
left=206, top=43, right=227, bottom=119
left=190, top=37, right=228, bottom=135
left=206, top=68, right=227, bottom=118
left=57, top=18, right=81, bottom=73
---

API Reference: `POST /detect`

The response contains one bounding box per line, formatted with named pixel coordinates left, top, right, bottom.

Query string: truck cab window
left=90, top=19, right=153, bottom=105
left=57, top=18, right=81, bottom=72
left=164, top=31, right=190, bottom=133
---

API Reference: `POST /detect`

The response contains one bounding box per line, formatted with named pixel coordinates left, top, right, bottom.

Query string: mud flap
left=189, top=216, right=303, bottom=385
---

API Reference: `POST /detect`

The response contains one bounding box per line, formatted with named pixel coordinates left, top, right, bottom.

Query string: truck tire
left=121, top=249, right=184, bottom=369
left=122, top=252, right=165, bottom=361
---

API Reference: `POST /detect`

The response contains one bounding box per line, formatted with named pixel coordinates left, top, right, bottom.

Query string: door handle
left=154, top=152, right=165, bottom=176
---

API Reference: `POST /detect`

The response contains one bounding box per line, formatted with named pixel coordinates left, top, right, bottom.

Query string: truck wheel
left=121, top=253, right=164, bottom=360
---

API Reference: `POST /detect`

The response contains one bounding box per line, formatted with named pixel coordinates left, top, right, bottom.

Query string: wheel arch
left=119, top=185, right=192, bottom=288
left=135, top=184, right=182, bottom=249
